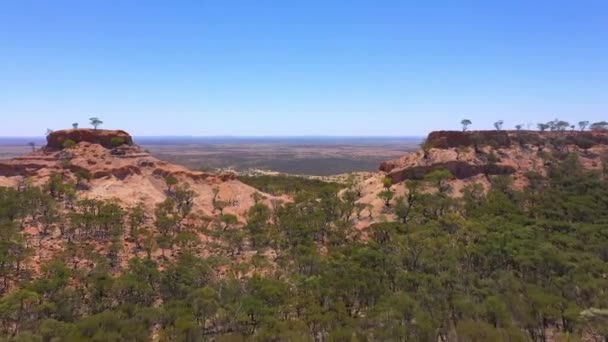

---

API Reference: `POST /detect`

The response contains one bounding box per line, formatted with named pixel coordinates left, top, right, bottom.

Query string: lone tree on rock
left=515, top=124, right=523, bottom=131
left=89, top=117, right=103, bottom=130
left=494, top=120, right=504, bottom=131
left=578, top=121, right=589, bottom=131
left=461, top=119, right=472, bottom=132
left=72, top=123, right=78, bottom=129
left=27, top=142, right=36, bottom=152
left=378, top=190, right=394, bottom=207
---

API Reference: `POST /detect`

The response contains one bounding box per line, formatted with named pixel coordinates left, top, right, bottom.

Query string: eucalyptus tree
left=89, top=117, right=103, bottom=130
left=460, top=119, right=472, bottom=132
left=493, top=120, right=504, bottom=131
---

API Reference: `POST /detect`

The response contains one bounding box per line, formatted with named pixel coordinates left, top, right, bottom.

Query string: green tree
left=164, top=175, right=178, bottom=193
left=494, top=120, right=504, bottom=131
left=590, top=121, right=608, bottom=131
left=537, top=123, right=549, bottom=132
left=89, top=117, right=103, bottom=130
left=378, top=190, right=394, bottom=207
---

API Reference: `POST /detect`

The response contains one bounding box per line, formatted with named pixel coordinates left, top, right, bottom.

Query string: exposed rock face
left=387, top=161, right=516, bottom=184
left=426, top=130, right=608, bottom=150
left=46, top=129, right=133, bottom=149
left=426, top=130, right=510, bottom=149
left=378, top=159, right=401, bottom=173
left=0, top=141, right=237, bottom=184
left=381, top=130, right=608, bottom=185
left=0, top=129, right=267, bottom=219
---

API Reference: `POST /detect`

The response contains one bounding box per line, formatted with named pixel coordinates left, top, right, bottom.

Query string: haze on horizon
left=1, top=1, right=606, bottom=137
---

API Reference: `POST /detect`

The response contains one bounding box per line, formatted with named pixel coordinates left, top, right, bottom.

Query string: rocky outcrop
left=426, top=130, right=608, bottom=150
left=386, top=161, right=516, bottom=183
left=426, top=130, right=510, bottom=149
left=380, top=130, right=608, bottom=185
left=0, top=131, right=236, bottom=186
left=152, top=167, right=236, bottom=183
left=46, top=129, right=133, bottom=149
left=378, top=159, right=402, bottom=173
left=0, top=162, right=48, bottom=177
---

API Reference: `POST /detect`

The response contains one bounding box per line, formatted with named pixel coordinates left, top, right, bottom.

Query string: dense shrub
left=110, top=137, right=126, bottom=147
left=62, top=139, right=76, bottom=149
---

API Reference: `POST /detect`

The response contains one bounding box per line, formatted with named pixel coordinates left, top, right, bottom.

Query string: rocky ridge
left=0, top=129, right=278, bottom=218
left=45, top=128, right=134, bottom=149
left=380, top=130, right=608, bottom=186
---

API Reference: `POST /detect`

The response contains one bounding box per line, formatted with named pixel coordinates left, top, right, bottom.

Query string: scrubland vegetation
left=0, top=152, right=607, bottom=341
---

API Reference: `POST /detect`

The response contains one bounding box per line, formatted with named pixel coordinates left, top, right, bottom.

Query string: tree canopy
left=0, top=154, right=607, bottom=341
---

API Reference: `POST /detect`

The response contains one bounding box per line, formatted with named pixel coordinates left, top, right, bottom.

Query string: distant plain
left=0, top=136, right=422, bottom=176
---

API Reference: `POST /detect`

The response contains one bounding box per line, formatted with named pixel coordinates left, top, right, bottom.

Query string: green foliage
left=89, top=117, right=103, bottom=129
left=378, top=189, right=394, bottom=206
left=62, top=139, right=77, bottom=149
left=537, top=123, right=550, bottom=131
left=0, top=154, right=607, bottom=340
left=461, top=118, right=472, bottom=131
left=381, top=176, right=393, bottom=190
left=164, top=174, right=178, bottom=191
left=590, top=121, right=608, bottom=131
left=494, top=120, right=504, bottom=131
left=239, top=174, right=344, bottom=196
left=110, top=136, right=126, bottom=147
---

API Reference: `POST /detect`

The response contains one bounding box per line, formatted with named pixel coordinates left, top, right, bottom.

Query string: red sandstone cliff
left=380, top=130, right=608, bottom=185
left=0, top=129, right=280, bottom=219
left=46, top=129, right=133, bottom=149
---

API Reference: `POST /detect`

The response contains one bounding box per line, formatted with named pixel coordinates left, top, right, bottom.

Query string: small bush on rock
left=62, top=139, right=77, bottom=149
left=111, top=137, right=126, bottom=147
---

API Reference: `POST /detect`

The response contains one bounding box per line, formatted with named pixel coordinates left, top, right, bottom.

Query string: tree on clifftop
left=72, top=123, right=78, bottom=129
left=537, top=123, right=549, bottom=132
left=493, top=120, right=504, bottom=131
left=590, top=121, right=608, bottom=131
left=89, top=117, right=103, bottom=130
left=555, top=120, right=570, bottom=132
left=460, top=119, right=472, bottom=132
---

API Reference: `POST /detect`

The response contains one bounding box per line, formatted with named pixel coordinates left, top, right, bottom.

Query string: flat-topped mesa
left=380, top=129, right=608, bottom=185
left=46, top=129, right=133, bottom=149
left=425, top=130, right=608, bottom=149
left=426, top=130, right=510, bottom=149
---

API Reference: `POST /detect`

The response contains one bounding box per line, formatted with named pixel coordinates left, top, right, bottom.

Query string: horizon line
left=0, top=134, right=427, bottom=139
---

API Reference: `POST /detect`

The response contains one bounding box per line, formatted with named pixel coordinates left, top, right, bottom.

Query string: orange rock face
left=0, top=129, right=277, bottom=221
left=380, top=130, right=608, bottom=185
left=46, top=129, right=133, bottom=149
left=426, top=130, right=511, bottom=149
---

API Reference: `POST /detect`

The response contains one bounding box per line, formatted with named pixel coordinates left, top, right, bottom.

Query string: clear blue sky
left=1, top=0, right=606, bottom=136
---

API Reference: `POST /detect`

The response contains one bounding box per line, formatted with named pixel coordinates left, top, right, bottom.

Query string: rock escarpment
left=381, top=130, right=608, bottom=185
left=425, top=130, right=511, bottom=149
left=0, top=129, right=265, bottom=218
left=46, top=129, right=133, bottom=149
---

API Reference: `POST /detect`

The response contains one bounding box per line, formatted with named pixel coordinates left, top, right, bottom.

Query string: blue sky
left=0, top=0, right=606, bottom=136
